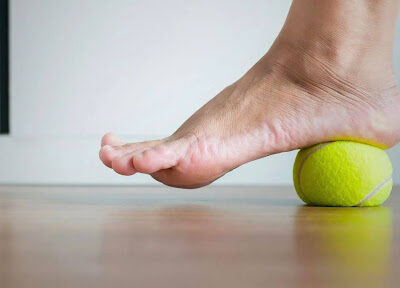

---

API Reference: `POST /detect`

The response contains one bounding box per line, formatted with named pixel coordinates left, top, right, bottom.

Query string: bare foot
left=99, top=0, right=400, bottom=188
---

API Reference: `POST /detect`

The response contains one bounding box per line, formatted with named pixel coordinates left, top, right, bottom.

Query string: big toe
left=99, top=145, right=120, bottom=168
left=112, top=154, right=137, bottom=176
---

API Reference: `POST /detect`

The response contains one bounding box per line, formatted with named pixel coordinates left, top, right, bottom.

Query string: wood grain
left=0, top=185, right=399, bottom=288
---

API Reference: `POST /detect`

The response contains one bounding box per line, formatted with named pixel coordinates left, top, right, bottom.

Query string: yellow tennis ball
left=293, top=141, right=393, bottom=207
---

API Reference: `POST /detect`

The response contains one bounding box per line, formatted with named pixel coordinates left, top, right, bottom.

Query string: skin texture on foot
left=99, top=0, right=400, bottom=188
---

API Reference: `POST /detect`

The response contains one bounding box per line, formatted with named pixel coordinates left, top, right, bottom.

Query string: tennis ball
left=293, top=141, right=393, bottom=207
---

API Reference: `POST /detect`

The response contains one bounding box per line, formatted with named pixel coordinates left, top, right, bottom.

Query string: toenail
left=102, top=145, right=112, bottom=151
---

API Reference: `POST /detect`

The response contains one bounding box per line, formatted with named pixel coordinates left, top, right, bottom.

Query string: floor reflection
left=100, top=205, right=245, bottom=287
left=295, top=206, right=393, bottom=288
left=0, top=189, right=397, bottom=288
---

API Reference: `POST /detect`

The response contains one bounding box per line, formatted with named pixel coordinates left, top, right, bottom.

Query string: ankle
left=275, top=0, right=399, bottom=76
left=266, top=35, right=399, bottom=96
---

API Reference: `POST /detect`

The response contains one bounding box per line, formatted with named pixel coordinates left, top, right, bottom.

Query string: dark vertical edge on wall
left=0, top=0, right=9, bottom=134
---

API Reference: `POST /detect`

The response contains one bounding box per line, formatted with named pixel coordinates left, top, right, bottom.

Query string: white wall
left=0, top=0, right=399, bottom=185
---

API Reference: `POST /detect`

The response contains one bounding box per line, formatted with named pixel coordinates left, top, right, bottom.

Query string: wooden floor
left=0, top=185, right=399, bottom=288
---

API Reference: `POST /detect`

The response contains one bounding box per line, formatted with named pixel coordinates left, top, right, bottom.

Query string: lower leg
left=276, top=0, right=399, bottom=83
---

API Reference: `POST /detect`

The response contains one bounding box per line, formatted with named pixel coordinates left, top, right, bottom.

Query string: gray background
left=0, top=0, right=399, bottom=185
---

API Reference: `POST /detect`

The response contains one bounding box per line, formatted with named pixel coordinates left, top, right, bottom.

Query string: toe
left=133, top=145, right=178, bottom=174
left=112, top=154, right=137, bottom=176
left=99, top=145, right=120, bottom=168
left=101, top=132, right=124, bottom=147
left=118, top=139, right=162, bottom=153
left=99, top=137, right=167, bottom=170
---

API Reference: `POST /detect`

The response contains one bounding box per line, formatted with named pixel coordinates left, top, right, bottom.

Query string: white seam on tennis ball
left=353, top=176, right=392, bottom=207
left=297, top=142, right=334, bottom=204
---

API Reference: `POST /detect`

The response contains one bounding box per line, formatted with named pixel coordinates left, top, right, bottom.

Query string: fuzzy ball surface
left=293, top=141, right=393, bottom=207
